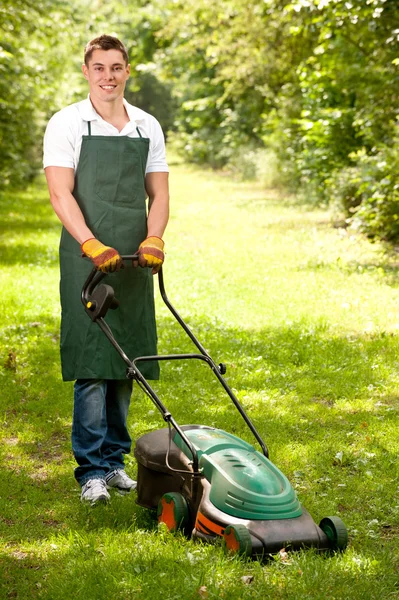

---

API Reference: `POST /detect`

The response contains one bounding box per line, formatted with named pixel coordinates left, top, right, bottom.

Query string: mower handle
left=81, top=256, right=269, bottom=461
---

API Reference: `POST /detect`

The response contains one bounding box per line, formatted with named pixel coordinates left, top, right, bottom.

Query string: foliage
left=154, top=0, right=307, bottom=168
left=331, top=144, right=399, bottom=241
left=126, top=70, right=177, bottom=137
left=273, top=2, right=399, bottom=219
left=0, top=0, right=85, bottom=188
left=145, top=0, right=399, bottom=239
left=2, top=0, right=399, bottom=239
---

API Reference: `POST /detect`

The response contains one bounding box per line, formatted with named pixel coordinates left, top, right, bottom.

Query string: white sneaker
left=80, top=478, right=110, bottom=506
left=106, top=469, right=137, bottom=495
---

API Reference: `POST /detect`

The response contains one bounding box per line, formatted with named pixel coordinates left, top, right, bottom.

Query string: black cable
left=165, top=420, right=199, bottom=475
left=133, top=378, right=200, bottom=476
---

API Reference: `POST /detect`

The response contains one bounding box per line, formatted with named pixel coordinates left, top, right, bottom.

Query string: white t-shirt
left=43, top=96, right=169, bottom=174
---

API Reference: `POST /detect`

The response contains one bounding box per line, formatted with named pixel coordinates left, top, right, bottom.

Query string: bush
left=327, top=145, right=399, bottom=242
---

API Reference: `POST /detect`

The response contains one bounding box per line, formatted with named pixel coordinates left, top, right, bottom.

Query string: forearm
left=49, top=190, right=93, bottom=244
left=45, top=167, right=93, bottom=245
left=147, top=192, right=169, bottom=238
left=145, top=171, right=170, bottom=239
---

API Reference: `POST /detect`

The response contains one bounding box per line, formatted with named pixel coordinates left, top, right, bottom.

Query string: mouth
left=100, top=85, right=117, bottom=91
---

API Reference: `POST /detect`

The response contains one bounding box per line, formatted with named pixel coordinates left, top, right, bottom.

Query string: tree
left=0, top=0, right=87, bottom=187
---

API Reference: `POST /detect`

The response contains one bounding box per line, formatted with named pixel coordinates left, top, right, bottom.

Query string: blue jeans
left=72, top=379, right=133, bottom=486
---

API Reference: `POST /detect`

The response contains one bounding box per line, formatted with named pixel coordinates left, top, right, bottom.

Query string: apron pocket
left=95, top=149, right=143, bottom=206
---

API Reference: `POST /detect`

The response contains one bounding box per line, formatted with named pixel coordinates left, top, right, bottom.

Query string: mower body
left=135, top=425, right=333, bottom=557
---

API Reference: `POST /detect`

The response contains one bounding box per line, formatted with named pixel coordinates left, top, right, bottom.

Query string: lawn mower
left=82, top=257, right=348, bottom=558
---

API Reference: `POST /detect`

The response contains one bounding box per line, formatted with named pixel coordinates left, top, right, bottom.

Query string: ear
left=126, top=63, right=131, bottom=78
left=82, top=63, right=89, bottom=80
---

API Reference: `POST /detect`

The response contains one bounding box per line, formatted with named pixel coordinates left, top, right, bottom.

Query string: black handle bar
left=81, top=254, right=140, bottom=306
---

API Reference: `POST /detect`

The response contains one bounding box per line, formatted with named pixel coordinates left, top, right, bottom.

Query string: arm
left=45, top=166, right=121, bottom=272
left=44, top=166, right=94, bottom=244
left=145, top=171, right=170, bottom=238
left=137, top=171, right=170, bottom=273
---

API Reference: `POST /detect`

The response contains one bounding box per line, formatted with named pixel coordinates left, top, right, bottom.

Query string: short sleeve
left=43, top=110, right=77, bottom=170
left=145, top=118, right=169, bottom=174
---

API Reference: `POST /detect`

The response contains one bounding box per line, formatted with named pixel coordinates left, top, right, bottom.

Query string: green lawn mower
left=82, top=258, right=348, bottom=559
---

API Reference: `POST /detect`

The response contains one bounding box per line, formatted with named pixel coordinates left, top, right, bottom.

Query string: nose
left=104, top=69, right=115, bottom=80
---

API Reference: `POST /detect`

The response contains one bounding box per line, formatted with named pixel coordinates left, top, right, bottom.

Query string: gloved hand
left=81, top=238, right=122, bottom=273
left=136, top=236, right=165, bottom=274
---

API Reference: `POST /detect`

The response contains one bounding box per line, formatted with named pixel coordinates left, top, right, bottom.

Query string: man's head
left=82, top=35, right=130, bottom=106
left=84, top=35, right=129, bottom=67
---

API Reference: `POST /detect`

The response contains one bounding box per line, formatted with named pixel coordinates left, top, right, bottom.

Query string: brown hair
left=84, top=35, right=129, bottom=66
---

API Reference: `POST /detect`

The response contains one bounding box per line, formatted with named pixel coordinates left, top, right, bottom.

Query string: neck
left=89, top=95, right=128, bottom=126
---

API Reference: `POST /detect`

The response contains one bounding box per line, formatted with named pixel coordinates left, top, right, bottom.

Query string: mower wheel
left=319, top=516, right=348, bottom=551
left=157, top=492, right=189, bottom=533
left=223, top=524, right=252, bottom=557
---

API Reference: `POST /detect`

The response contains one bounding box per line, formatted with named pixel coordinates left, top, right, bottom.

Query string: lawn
left=0, top=160, right=398, bottom=599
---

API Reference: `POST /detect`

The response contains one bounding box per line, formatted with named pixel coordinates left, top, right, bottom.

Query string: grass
left=1, top=160, right=399, bottom=599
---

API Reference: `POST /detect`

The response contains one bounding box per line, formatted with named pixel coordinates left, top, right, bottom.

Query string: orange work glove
left=137, top=236, right=165, bottom=274
left=81, top=238, right=122, bottom=273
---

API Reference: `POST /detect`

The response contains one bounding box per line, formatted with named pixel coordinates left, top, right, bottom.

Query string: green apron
left=59, top=121, right=159, bottom=381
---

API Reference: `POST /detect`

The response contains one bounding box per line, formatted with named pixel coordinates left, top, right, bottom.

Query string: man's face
left=82, top=49, right=130, bottom=104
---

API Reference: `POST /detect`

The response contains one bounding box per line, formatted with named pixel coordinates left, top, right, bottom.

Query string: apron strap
left=136, top=126, right=143, bottom=138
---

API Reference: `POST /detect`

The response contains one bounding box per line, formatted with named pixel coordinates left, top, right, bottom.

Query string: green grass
left=1, top=162, right=399, bottom=599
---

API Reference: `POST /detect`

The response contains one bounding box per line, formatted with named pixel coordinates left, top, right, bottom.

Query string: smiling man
left=43, top=35, right=169, bottom=506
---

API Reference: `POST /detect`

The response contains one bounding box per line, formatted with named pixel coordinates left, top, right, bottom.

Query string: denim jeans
left=72, top=379, right=133, bottom=486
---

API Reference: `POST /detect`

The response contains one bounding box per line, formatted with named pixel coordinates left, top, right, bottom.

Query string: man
left=43, top=35, right=169, bottom=506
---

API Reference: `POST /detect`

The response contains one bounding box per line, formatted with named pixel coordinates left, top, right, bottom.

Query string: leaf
left=198, top=586, right=208, bottom=598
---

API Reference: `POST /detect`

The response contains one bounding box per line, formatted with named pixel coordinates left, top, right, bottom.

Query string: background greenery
left=1, top=0, right=399, bottom=239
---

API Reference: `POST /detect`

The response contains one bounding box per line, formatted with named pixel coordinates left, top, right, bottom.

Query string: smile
left=100, top=85, right=117, bottom=90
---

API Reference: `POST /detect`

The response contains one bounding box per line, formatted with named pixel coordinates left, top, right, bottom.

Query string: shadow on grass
left=0, top=182, right=58, bottom=227
left=2, top=311, right=399, bottom=444
left=0, top=214, right=59, bottom=235
left=0, top=178, right=60, bottom=267
left=0, top=241, right=59, bottom=266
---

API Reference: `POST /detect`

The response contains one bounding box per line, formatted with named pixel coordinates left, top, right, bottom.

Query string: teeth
left=101, top=86, right=116, bottom=90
